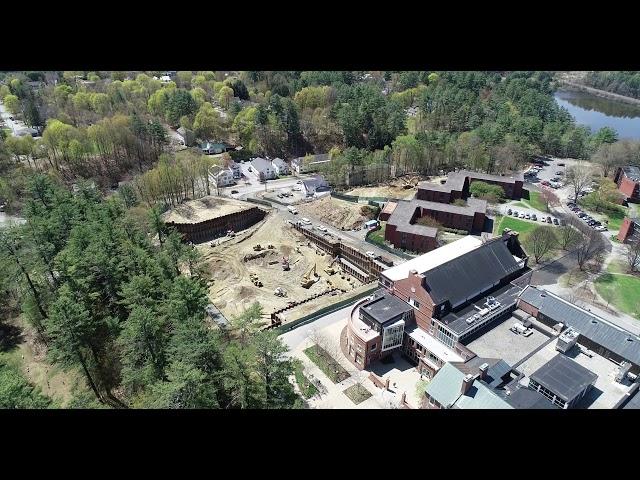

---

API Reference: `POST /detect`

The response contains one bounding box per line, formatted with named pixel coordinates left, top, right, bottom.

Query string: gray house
left=250, top=157, right=277, bottom=180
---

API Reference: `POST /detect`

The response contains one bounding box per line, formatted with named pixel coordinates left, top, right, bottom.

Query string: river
left=554, top=89, right=640, bottom=140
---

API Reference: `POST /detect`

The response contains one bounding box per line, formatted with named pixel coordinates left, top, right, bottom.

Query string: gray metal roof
left=251, top=157, right=272, bottom=172
left=622, top=165, right=640, bottom=182
left=530, top=354, right=597, bottom=402
left=452, top=357, right=512, bottom=388
left=623, top=390, right=640, bottom=409
left=519, top=286, right=640, bottom=367
left=423, top=238, right=523, bottom=309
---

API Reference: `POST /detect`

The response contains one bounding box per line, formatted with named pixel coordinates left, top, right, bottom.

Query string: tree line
left=0, top=175, right=302, bottom=408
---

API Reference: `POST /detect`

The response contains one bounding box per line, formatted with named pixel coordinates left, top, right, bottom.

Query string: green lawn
left=595, top=273, right=640, bottom=319
left=304, top=345, right=350, bottom=383
left=292, top=359, right=318, bottom=399
left=514, top=191, right=548, bottom=212
left=368, top=222, right=387, bottom=246
left=606, top=208, right=626, bottom=230
left=496, top=216, right=538, bottom=236
left=511, top=202, right=528, bottom=208
left=343, top=383, right=372, bottom=404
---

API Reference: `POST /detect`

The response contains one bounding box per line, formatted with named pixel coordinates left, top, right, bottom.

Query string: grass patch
left=606, top=260, right=628, bottom=275
left=511, top=202, right=528, bottom=208
left=526, top=191, right=548, bottom=212
left=304, top=345, right=350, bottom=383
left=606, top=208, right=626, bottom=230
left=368, top=222, right=387, bottom=246
left=559, top=268, right=589, bottom=288
left=595, top=273, right=640, bottom=319
left=343, top=383, right=372, bottom=404
left=497, top=216, right=538, bottom=236
left=292, top=359, right=318, bottom=399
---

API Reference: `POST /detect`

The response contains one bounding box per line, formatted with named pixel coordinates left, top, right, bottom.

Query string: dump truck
left=253, top=244, right=263, bottom=251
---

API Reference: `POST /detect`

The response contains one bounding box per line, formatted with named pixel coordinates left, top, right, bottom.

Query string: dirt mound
left=296, top=197, right=368, bottom=230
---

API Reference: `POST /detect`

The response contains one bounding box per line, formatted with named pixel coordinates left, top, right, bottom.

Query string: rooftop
left=519, top=286, right=640, bottom=367
left=500, top=381, right=558, bottom=409
left=381, top=236, right=483, bottom=282
left=425, top=363, right=513, bottom=409
left=440, top=283, right=524, bottom=336
left=623, top=389, right=640, bottom=409
left=251, top=157, right=272, bottom=171
left=162, top=196, right=254, bottom=224
left=406, top=326, right=464, bottom=363
left=621, top=165, right=640, bottom=182
left=381, top=201, right=397, bottom=216
left=422, top=238, right=524, bottom=310
left=360, top=289, right=413, bottom=325
left=530, top=354, right=598, bottom=402
left=272, top=157, right=287, bottom=167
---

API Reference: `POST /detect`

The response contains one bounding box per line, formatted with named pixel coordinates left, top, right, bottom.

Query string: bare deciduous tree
left=566, top=163, right=594, bottom=200
left=557, top=217, right=583, bottom=251
left=524, top=226, right=557, bottom=264
left=539, top=188, right=560, bottom=213
left=576, top=229, right=606, bottom=271
left=625, top=238, right=640, bottom=273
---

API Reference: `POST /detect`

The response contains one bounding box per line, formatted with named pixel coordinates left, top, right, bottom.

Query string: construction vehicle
left=267, top=244, right=275, bottom=249
left=274, top=287, right=287, bottom=297
left=324, top=255, right=339, bottom=275
left=249, top=273, right=263, bottom=287
left=282, top=256, right=290, bottom=271
left=301, top=263, right=320, bottom=288
left=253, top=244, right=263, bottom=251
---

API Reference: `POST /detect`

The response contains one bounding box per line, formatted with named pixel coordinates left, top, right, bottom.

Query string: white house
left=271, top=158, right=289, bottom=176
left=291, top=153, right=331, bottom=174
left=229, top=161, right=242, bottom=179
left=250, top=157, right=276, bottom=180
left=211, top=166, right=235, bottom=187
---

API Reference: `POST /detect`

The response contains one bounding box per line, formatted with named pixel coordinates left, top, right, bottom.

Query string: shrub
left=469, top=181, right=505, bottom=203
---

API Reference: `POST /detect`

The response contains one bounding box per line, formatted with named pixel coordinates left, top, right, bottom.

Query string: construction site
left=200, top=211, right=382, bottom=329
left=343, top=175, right=425, bottom=200
left=295, top=196, right=377, bottom=230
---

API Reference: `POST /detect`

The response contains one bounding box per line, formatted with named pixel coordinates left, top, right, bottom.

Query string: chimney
left=478, top=362, right=489, bottom=381
left=461, top=374, right=474, bottom=395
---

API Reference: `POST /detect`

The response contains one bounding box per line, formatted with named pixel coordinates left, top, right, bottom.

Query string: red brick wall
left=618, top=218, right=634, bottom=243
left=618, top=176, right=639, bottom=199
left=392, top=273, right=435, bottom=331
left=516, top=299, right=539, bottom=317
left=472, top=212, right=486, bottom=231
left=416, top=188, right=452, bottom=204
left=384, top=224, right=438, bottom=253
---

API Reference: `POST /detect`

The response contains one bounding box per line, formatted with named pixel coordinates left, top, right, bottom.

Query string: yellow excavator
left=324, top=255, right=339, bottom=275
left=301, top=263, right=319, bottom=288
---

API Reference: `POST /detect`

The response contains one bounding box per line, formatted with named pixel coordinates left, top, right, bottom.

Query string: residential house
left=250, top=157, right=276, bottom=180
left=614, top=166, right=640, bottom=202
left=210, top=166, right=235, bottom=187
left=177, top=127, right=196, bottom=147
left=291, top=153, right=331, bottom=174
left=201, top=141, right=229, bottom=155
left=271, top=158, right=289, bottom=176
left=302, top=175, right=330, bottom=196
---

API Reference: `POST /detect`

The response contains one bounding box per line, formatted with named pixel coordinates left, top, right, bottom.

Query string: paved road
left=279, top=302, right=355, bottom=351
left=0, top=102, right=18, bottom=135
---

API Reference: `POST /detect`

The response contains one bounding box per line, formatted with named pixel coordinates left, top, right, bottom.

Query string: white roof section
left=407, top=326, right=464, bottom=363
left=381, top=236, right=483, bottom=282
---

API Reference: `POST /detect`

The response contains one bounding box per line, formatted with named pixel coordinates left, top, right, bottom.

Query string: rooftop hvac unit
left=616, top=362, right=632, bottom=383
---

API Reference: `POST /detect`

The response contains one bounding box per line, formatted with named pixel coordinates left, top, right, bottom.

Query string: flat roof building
left=528, top=354, right=598, bottom=409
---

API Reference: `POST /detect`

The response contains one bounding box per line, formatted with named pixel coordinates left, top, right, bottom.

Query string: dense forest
left=1, top=70, right=636, bottom=408
left=0, top=70, right=626, bottom=212
left=0, top=175, right=302, bottom=408
left=583, top=71, right=640, bottom=100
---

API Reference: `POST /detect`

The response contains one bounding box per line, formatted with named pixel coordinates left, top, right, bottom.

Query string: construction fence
left=274, top=284, right=378, bottom=334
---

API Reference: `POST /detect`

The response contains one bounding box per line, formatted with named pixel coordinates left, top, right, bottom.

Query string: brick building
left=617, top=217, right=640, bottom=243
left=614, top=166, right=640, bottom=202
left=162, top=196, right=267, bottom=243
left=384, top=198, right=487, bottom=253
left=417, top=170, right=524, bottom=202
left=345, top=289, right=414, bottom=368
left=346, top=233, right=529, bottom=377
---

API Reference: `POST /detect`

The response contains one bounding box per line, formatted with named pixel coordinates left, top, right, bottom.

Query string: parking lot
left=465, top=315, right=553, bottom=366
left=516, top=340, right=635, bottom=409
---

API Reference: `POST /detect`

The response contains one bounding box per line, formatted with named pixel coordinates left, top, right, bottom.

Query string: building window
left=382, top=322, right=405, bottom=351
left=409, top=298, right=420, bottom=309
left=371, top=343, right=377, bottom=351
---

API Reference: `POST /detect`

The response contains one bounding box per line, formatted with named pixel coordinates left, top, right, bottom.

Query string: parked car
left=541, top=181, right=551, bottom=186
left=595, top=226, right=608, bottom=231
left=546, top=216, right=552, bottom=223
left=558, top=162, right=566, bottom=166
left=296, top=180, right=303, bottom=184
left=507, top=209, right=512, bottom=215
left=512, top=210, right=518, bottom=216
left=556, top=171, right=564, bottom=175
left=365, top=251, right=377, bottom=259
left=231, top=190, right=239, bottom=194
left=553, top=218, right=559, bottom=225
left=531, top=214, right=537, bottom=221
left=316, top=225, right=328, bottom=232
left=301, top=217, right=311, bottom=225
left=519, top=213, right=525, bottom=218
left=525, top=213, right=531, bottom=219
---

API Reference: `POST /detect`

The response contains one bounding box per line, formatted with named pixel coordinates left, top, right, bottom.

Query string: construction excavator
left=253, top=244, right=263, bottom=251
left=274, top=287, right=287, bottom=297
left=301, top=263, right=319, bottom=288
left=324, top=255, right=339, bottom=275
left=282, top=256, right=290, bottom=271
